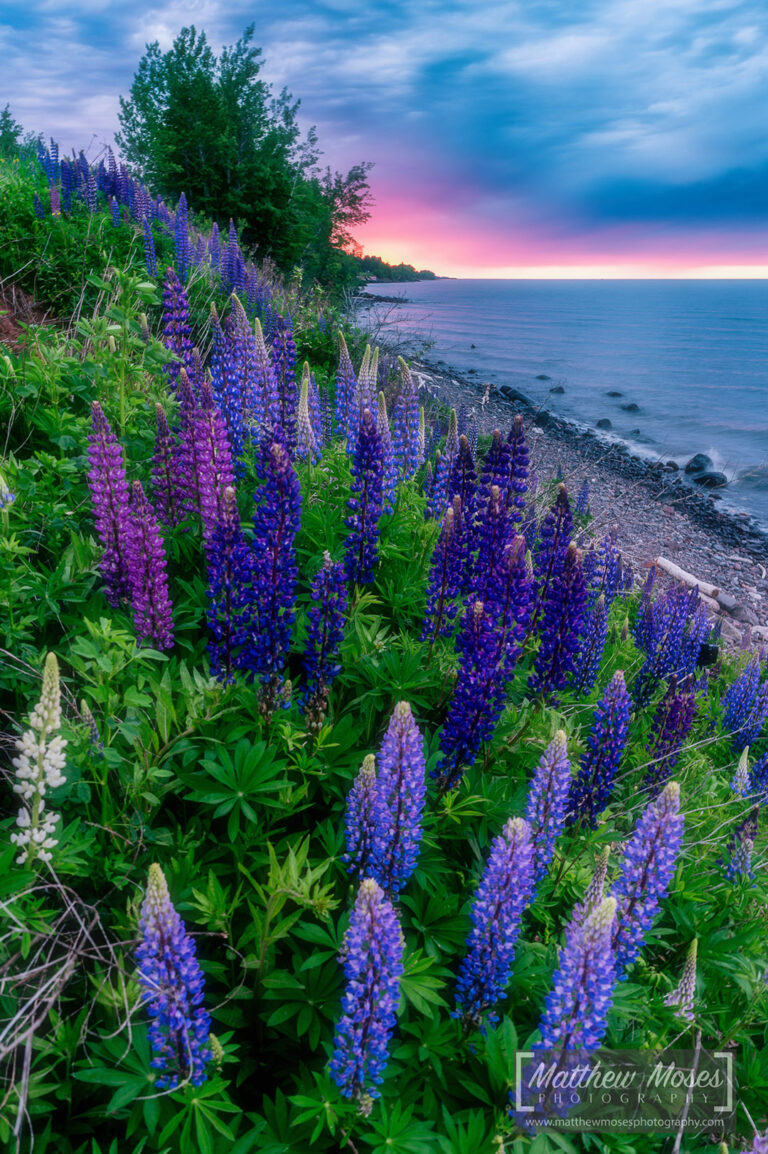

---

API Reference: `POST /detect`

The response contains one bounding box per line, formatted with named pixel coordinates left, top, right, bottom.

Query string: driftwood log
left=655, top=556, right=720, bottom=599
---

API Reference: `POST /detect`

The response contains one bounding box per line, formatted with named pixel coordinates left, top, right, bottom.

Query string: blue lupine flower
left=575, top=480, right=590, bottom=516
left=633, top=584, right=710, bottom=706
left=329, top=879, right=405, bottom=1108
left=205, top=486, right=257, bottom=683
left=529, top=543, right=587, bottom=697
left=572, top=593, right=608, bottom=695
left=663, top=939, right=697, bottom=1022
left=611, top=781, right=684, bottom=974
left=297, top=366, right=320, bottom=462
left=151, top=404, right=182, bottom=527
left=136, top=864, right=211, bottom=1089
left=525, top=730, right=571, bottom=881
left=567, top=671, right=632, bottom=828
left=723, top=806, right=759, bottom=881
left=344, top=756, right=379, bottom=876
left=335, top=333, right=357, bottom=444
left=161, top=268, right=194, bottom=390
left=301, top=552, right=348, bottom=730
left=377, top=392, right=397, bottom=511
left=271, top=314, right=297, bottom=455
left=392, top=357, right=421, bottom=478
left=345, top=409, right=385, bottom=584
left=33, top=193, right=45, bottom=219
left=531, top=484, right=574, bottom=630
left=421, top=496, right=467, bottom=642
left=371, top=702, right=427, bottom=895
left=644, top=675, right=698, bottom=793
left=723, top=657, right=768, bottom=752
left=208, top=221, right=220, bottom=272
left=503, top=415, right=529, bottom=522
left=174, top=192, right=190, bottom=282
left=109, top=196, right=121, bottom=227
left=536, top=896, right=618, bottom=1051
left=447, top=435, right=477, bottom=512
left=456, top=817, right=535, bottom=1029
left=142, top=218, right=157, bottom=277
left=472, top=430, right=511, bottom=526
left=584, top=529, right=623, bottom=611
left=427, top=409, right=459, bottom=519
left=471, top=484, right=514, bottom=605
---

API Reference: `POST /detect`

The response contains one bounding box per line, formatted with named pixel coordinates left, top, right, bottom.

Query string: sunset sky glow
left=4, top=0, right=768, bottom=277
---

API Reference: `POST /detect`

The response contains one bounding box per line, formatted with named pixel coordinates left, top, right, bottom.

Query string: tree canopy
left=117, top=25, right=373, bottom=288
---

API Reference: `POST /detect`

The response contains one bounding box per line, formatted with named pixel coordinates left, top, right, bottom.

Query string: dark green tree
left=0, top=105, right=22, bottom=157
left=117, top=25, right=372, bottom=287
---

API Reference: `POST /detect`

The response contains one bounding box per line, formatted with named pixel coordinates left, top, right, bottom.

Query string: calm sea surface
left=366, top=279, right=768, bottom=528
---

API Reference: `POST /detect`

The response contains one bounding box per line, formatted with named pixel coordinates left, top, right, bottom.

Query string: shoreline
left=409, top=354, right=768, bottom=640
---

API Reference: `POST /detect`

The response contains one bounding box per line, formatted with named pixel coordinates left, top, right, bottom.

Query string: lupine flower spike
left=664, top=939, right=697, bottom=1022
left=302, top=552, right=348, bottom=731
left=87, top=401, right=131, bottom=604
left=136, top=864, right=212, bottom=1088
left=455, top=817, right=536, bottom=1029
left=126, top=481, right=174, bottom=650
left=10, top=654, right=67, bottom=866
left=567, top=671, right=632, bottom=828
left=329, top=879, right=405, bottom=1110
left=345, top=409, right=384, bottom=584
left=344, top=755, right=378, bottom=877
left=205, top=486, right=257, bottom=682
left=371, top=702, right=427, bottom=895
left=524, top=730, right=571, bottom=881
left=731, top=747, right=751, bottom=797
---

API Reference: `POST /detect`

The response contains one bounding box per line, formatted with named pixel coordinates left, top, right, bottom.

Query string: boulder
left=666, top=460, right=679, bottom=470
left=499, top=385, right=530, bottom=406
left=536, top=374, right=551, bottom=380
left=549, top=385, right=565, bottom=394
left=684, top=453, right=714, bottom=475
left=621, top=402, right=640, bottom=412
left=596, top=418, right=612, bottom=430
left=607, top=390, right=624, bottom=397
left=692, top=471, right=728, bottom=489
left=534, top=410, right=551, bottom=428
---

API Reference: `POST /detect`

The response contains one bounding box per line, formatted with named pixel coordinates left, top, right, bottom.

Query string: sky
left=3, top=0, right=768, bottom=277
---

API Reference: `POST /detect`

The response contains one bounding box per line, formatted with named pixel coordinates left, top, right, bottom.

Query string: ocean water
left=365, top=279, right=768, bottom=529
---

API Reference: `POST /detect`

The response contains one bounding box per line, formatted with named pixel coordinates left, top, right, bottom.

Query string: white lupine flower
left=10, top=653, right=67, bottom=866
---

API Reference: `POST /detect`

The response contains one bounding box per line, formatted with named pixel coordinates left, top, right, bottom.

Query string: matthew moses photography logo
left=514, top=1048, right=737, bottom=1133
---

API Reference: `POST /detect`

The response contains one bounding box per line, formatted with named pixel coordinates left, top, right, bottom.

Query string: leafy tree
left=0, top=104, right=22, bottom=157
left=117, top=25, right=372, bottom=288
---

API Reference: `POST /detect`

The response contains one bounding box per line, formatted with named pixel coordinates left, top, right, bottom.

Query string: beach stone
left=535, top=411, right=551, bottom=428
left=607, top=390, right=624, bottom=397
left=499, top=385, right=530, bottom=406
left=693, top=471, right=728, bottom=489
left=536, top=374, right=551, bottom=380
left=550, top=385, right=565, bottom=394
left=685, top=453, right=714, bottom=475
left=596, top=418, right=612, bottom=430
left=666, top=461, right=679, bottom=470
left=731, top=603, right=760, bottom=625
left=621, top=402, right=640, bottom=412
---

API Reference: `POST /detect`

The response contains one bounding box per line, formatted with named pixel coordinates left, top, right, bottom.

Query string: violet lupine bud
left=241, top=437, right=301, bottom=706
left=329, top=878, right=405, bottom=1108
left=455, top=817, right=536, bottom=1029
left=524, top=730, right=571, bottom=882
left=194, top=379, right=235, bottom=542
left=536, top=896, right=618, bottom=1051
left=345, top=409, right=384, bottom=585
left=530, top=483, right=574, bottom=629
left=572, top=593, right=608, bottom=695
left=723, top=657, right=768, bottom=752
left=344, top=755, right=378, bottom=876
left=377, top=391, right=397, bottom=511
left=427, top=410, right=459, bottom=519
left=87, top=401, right=132, bottom=605
left=570, top=846, right=611, bottom=931
left=723, top=806, right=758, bottom=881
left=610, top=782, right=684, bottom=975
left=50, top=183, right=61, bottom=216
left=447, top=435, right=477, bottom=511
left=161, top=267, right=194, bottom=390
left=151, top=404, right=181, bottom=527
left=421, top=497, right=467, bottom=642
left=644, top=675, right=698, bottom=793
left=296, top=364, right=320, bottom=462
left=663, top=939, right=697, bottom=1022
left=302, top=552, right=348, bottom=732
left=335, top=333, right=357, bottom=444
left=503, top=415, right=529, bottom=521
left=567, top=672, right=631, bottom=828
left=205, top=486, right=257, bottom=682
left=125, top=481, right=174, bottom=650
left=271, top=314, right=297, bottom=454
left=529, top=542, right=587, bottom=697
left=392, top=357, right=421, bottom=477
left=371, top=702, right=427, bottom=895
left=136, top=864, right=211, bottom=1089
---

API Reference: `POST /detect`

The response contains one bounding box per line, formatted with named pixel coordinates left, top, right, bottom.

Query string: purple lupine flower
left=737, top=1132, right=768, bottom=1154
left=723, top=657, right=768, bottom=751
left=644, top=675, right=699, bottom=793
left=172, top=369, right=203, bottom=520
left=109, top=196, right=121, bottom=227
left=572, top=593, right=608, bottom=694
left=209, top=221, right=220, bottom=271
left=447, top=435, right=477, bottom=511
left=570, top=846, right=611, bottom=931
left=309, top=372, right=324, bottom=451
left=377, top=392, right=397, bottom=512
left=528, top=484, right=574, bottom=640
left=723, top=806, right=759, bottom=881
left=253, top=316, right=281, bottom=433
left=329, top=878, right=405, bottom=1108
left=49, top=183, right=61, bottom=217
left=633, top=584, right=710, bottom=706
left=85, top=171, right=98, bottom=213
left=392, top=357, right=421, bottom=478
left=529, top=542, right=587, bottom=697
left=455, top=817, right=536, bottom=1028
left=240, top=437, right=301, bottom=707
left=174, top=192, right=190, bottom=282
left=194, top=379, right=235, bottom=543
left=524, top=730, right=571, bottom=881
left=584, top=529, right=623, bottom=611
left=536, top=896, right=618, bottom=1051
left=296, top=365, right=320, bottom=462
left=302, top=552, right=348, bottom=731
left=151, top=404, right=182, bottom=527
left=271, top=314, right=298, bottom=454
left=610, top=781, right=684, bottom=974
left=632, top=566, right=657, bottom=650
left=421, top=496, right=467, bottom=642
left=345, top=409, right=385, bottom=585
left=750, top=751, right=768, bottom=796
left=663, top=939, right=697, bottom=1022
left=471, top=484, right=514, bottom=605
left=503, top=415, right=529, bottom=522
left=427, top=410, right=459, bottom=519
left=33, top=193, right=45, bottom=219
left=125, top=481, right=174, bottom=650
left=142, top=217, right=157, bottom=277
left=205, top=486, right=257, bottom=682
left=344, top=756, right=379, bottom=875
left=87, top=401, right=132, bottom=605
left=335, top=333, right=357, bottom=444
left=575, top=480, right=590, bottom=516
left=370, top=702, right=427, bottom=895
left=466, top=415, right=478, bottom=458
left=436, top=539, right=532, bottom=790
left=161, top=267, right=194, bottom=390
left=566, top=671, right=631, bottom=828
left=136, top=864, right=211, bottom=1088
left=473, top=430, right=511, bottom=523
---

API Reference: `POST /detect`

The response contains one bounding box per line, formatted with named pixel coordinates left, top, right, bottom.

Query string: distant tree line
left=355, top=254, right=437, bottom=282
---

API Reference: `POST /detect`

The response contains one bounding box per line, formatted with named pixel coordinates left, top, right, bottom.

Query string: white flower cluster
left=10, top=653, right=67, bottom=866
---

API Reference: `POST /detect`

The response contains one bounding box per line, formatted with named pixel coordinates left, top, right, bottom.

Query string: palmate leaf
left=179, top=739, right=290, bottom=839
left=361, top=1099, right=436, bottom=1154
left=399, top=949, right=451, bottom=1017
